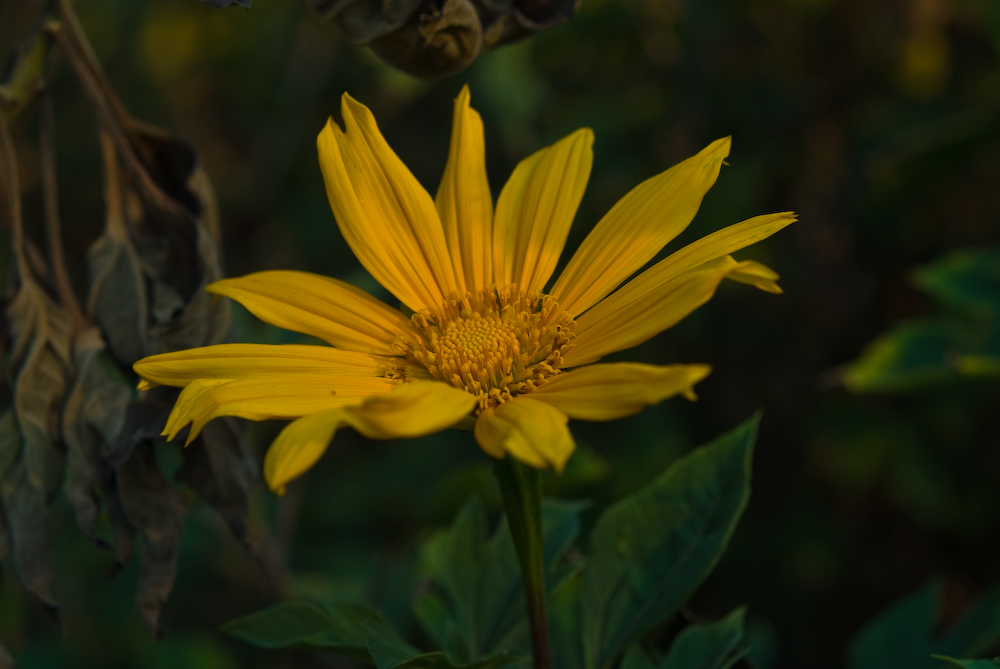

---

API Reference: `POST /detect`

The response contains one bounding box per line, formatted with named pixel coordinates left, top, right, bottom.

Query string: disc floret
left=397, top=286, right=575, bottom=411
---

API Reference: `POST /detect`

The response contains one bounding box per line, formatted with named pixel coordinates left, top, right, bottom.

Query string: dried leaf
left=117, top=441, right=187, bottom=635
left=177, top=416, right=258, bottom=546
left=88, top=129, right=229, bottom=367
left=61, top=326, right=132, bottom=546
left=5, top=277, right=72, bottom=502
left=0, top=409, right=58, bottom=608
left=0, top=112, right=72, bottom=611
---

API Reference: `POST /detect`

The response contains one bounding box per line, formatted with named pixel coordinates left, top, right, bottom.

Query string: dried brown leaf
left=116, top=441, right=187, bottom=635
left=0, top=409, right=57, bottom=608
left=177, top=416, right=257, bottom=546
left=61, top=326, right=132, bottom=546
left=88, top=129, right=229, bottom=367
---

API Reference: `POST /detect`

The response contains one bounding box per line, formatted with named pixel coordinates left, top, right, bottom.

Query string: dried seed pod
left=309, top=0, right=580, bottom=78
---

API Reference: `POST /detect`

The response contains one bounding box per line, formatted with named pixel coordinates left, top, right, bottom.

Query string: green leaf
left=220, top=600, right=393, bottom=659
left=662, top=607, right=746, bottom=669
left=913, top=247, right=1000, bottom=320
left=620, top=647, right=656, bottom=669
left=579, top=416, right=757, bottom=669
left=932, top=657, right=1000, bottom=668
left=841, top=321, right=960, bottom=392
left=849, top=583, right=937, bottom=669
left=849, top=582, right=1000, bottom=669
left=413, top=496, right=583, bottom=663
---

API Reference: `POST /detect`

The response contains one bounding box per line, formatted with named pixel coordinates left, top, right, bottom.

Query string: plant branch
left=49, top=2, right=185, bottom=218
left=0, top=110, right=27, bottom=276
left=39, top=93, right=87, bottom=333
left=494, top=456, right=551, bottom=669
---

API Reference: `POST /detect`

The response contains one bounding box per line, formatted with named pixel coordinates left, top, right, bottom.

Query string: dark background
left=2, top=0, right=1000, bottom=666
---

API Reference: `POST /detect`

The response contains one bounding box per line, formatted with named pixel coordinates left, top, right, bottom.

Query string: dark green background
left=2, top=0, right=1000, bottom=666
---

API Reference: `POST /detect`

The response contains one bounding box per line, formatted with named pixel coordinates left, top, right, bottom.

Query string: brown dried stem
left=39, top=93, right=87, bottom=333
left=0, top=111, right=27, bottom=277
left=48, top=2, right=186, bottom=219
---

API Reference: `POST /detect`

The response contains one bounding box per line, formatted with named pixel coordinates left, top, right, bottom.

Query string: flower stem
left=493, top=456, right=551, bottom=669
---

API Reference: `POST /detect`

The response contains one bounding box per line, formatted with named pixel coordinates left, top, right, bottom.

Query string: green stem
left=493, top=456, right=551, bottom=669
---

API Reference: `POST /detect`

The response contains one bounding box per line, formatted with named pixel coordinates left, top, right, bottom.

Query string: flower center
left=395, top=286, right=575, bottom=411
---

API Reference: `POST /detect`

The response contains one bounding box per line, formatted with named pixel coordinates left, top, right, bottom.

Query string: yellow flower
left=133, top=86, right=795, bottom=494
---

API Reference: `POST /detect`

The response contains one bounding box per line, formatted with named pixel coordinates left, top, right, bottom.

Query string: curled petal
left=530, top=363, right=711, bottom=421
left=264, top=409, right=346, bottom=495
left=263, top=381, right=476, bottom=493
left=474, top=398, right=574, bottom=472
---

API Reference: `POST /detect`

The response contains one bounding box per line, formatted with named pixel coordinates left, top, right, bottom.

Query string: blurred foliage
left=842, top=247, right=1000, bottom=391
left=848, top=581, right=1000, bottom=669
left=221, top=418, right=755, bottom=669
left=0, top=0, right=999, bottom=667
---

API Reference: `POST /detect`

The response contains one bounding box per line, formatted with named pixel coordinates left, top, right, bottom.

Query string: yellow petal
left=529, top=363, right=711, bottom=421
left=261, top=381, right=475, bottom=494
left=343, top=380, right=477, bottom=439
left=436, top=86, right=494, bottom=293
left=601, top=212, right=795, bottom=309
left=473, top=398, right=575, bottom=472
left=208, top=271, right=409, bottom=355
left=134, top=343, right=387, bottom=388
left=493, top=128, right=593, bottom=294
left=725, top=259, right=783, bottom=294
left=162, top=374, right=394, bottom=444
left=264, top=408, right=346, bottom=495
left=318, top=95, right=458, bottom=311
left=564, top=259, right=736, bottom=367
left=550, top=138, right=731, bottom=316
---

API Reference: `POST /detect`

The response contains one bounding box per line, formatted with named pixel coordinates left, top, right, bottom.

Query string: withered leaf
left=177, top=416, right=257, bottom=547
left=0, top=117, right=73, bottom=608
left=6, top=274, right=73, bottom=504
left=61, top=326, right=132, bottom=551
left=116, top=441, right=187, bottom=635
left=0, top=409, right=58, bottom=608
left=88, top=129, right=229, bottom=368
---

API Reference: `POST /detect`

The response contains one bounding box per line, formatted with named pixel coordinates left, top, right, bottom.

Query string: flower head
left=134, top=86, right=795, bottom=494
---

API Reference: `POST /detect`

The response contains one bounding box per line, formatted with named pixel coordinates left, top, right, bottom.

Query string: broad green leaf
left=933, top=657, right=1000, bottom=668
left=221, top=600, right=392, bottom=659
left=413, top=497, right=583, bottom=663
left=580, top=417, right=757, bottom=669
left=850, top=582, right=1000, bottom=669
left=914, top=248, right=1000, bottom=320
left=841, top=322, right=960, bottom=392
left=662, top=607, right=746, bottom=669
left=849, top=583, right=937, bottom=669
left=620, top=647, right=657, bottom=669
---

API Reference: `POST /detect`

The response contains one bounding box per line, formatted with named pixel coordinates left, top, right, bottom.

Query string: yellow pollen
left=393, top=285, right=576, bottom=412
